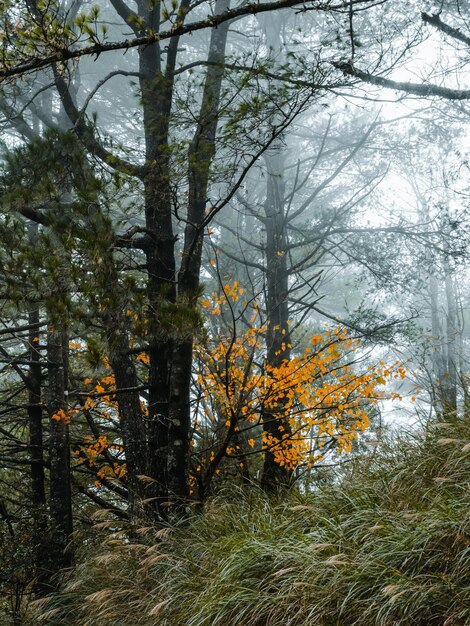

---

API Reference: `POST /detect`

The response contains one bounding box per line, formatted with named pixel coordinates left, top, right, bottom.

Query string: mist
left=0, top=1, right=469, bottom=623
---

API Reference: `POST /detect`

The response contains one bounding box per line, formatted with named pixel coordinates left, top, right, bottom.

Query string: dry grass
left=31, top=419, right=470, bottom=625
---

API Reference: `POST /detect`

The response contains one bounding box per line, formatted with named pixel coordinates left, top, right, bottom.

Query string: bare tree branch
left=333, top=60, right=470, bottom=100
left=422, top=12, right=470, bottom=48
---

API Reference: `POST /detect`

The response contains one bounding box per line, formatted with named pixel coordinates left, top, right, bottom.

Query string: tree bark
left=108, top=331, right=147, bottom=515
left=259, top=16, right=293, bottom=489
left=136, top=0, right=179, bottom=517
left=47, top=326, right=73, bottom=576
left=27, top=223, right=48, bottom=593
left=261, top=149, right=293, bottom=489
left=168, top=0, right=231, bottom=507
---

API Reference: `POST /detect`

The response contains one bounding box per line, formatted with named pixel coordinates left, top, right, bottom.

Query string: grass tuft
left=30, top=420, right=470, bottom=625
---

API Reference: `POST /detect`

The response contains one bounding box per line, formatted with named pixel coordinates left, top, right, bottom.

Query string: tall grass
left=32, top=420, right=470, bottom=625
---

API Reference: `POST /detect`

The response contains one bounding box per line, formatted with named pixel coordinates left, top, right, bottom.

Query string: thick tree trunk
left=137, top=2, right=178, bottom=516
left=167, top=342, right=193, bottom=506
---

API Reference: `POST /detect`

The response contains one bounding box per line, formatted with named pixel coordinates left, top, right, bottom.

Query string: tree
left=0, top=0, right=364, bottom=526
left=191, top=282, right=403, bottom=498
left=335, top=4, right=470, bottom=101
left=2, top=1, right=470, bottom=610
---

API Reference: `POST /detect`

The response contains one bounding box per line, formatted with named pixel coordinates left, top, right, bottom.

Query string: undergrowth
left=31, top=419, right=470, bottom=625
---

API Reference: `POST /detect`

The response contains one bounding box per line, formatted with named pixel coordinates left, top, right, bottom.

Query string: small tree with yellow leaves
left=191, top=283, right=405, bottom=498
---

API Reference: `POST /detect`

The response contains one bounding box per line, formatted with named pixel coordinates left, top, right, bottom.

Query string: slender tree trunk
left=169, top=0, right=231, bottom=507
left=443, top=258, right=458, bottom=416
left=261, top=149, right=293, bottom=489
left=254, top=16, right=293, bottom=489
left=108, top=331, right=147, bottom=515
left=27, top=224, right=48, bottom=593
left=47, top=326, right=73, bottom=577
left=429, top=271, right=447, bottom=418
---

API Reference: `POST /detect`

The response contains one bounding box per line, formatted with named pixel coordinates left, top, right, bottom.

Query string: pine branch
left=0, top=0, right=379, bottom=81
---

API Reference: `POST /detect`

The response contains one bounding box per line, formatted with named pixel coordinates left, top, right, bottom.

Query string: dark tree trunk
left=260, top=150, right=293, bottom=490
left=109, top=331, right=147, bottom=515
left=169, top=0, right=231, bottom=507
left=47, top=327, right=73, bottom=576
left=82, top=205, right=147, bottom=517
left=137, top=1, right=178, bottom=516
left=27, top=226, right=48, bottom=593
left=167, top=341, right=193, bottom=506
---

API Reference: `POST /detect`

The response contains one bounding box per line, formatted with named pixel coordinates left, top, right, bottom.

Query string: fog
left=0, top=0, right=469, bottom=612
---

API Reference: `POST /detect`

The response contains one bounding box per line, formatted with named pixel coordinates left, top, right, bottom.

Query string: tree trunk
left=429, top=271, right=447, bottom=418
left=108, top=331, right=147, bottom=515
left=254, top=15, right=293, bottom=490
left=137, top=2, right=178, bottom=517
left=47, top=327, right=73, bottom=577
left=261, top=149, right=293, bottom=489
left=443, top=259, right=458, bottom=416
left=169, top=0, right=231, bottom=508
left=27, top=223, right=48, bottom=593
